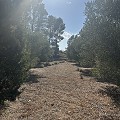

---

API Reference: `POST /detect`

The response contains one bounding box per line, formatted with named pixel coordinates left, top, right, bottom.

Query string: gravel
left=0, top=62, right=120, bottom=120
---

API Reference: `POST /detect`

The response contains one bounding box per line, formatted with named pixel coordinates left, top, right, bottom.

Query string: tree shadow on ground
left=99, top=115, right=120, bottom=120
left=26, top=74, right=46, bottom=84
left=0, top=103, right=9, bottom=115
left=98, top=85, right=120, bottom=107
left=96, top=77, right=119, bottom=86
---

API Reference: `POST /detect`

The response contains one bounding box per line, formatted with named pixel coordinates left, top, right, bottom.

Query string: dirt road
left=0, top=62, right=120, bottom=120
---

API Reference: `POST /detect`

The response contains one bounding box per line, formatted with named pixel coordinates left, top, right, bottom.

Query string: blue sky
left=43, top=0, right=90, bottom=50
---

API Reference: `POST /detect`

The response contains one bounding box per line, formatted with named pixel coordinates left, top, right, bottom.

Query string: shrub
left=39, top=64, right=44, bottom=68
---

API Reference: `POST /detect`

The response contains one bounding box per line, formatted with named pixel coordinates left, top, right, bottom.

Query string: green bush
left=54, top=62, right=59, bottom=65
left=67, top=0, right=120, bottom=86
left=0, top=0, right=30, bottom=103
left=80, top=69, right=93, bottom=76
left=39, top=64, right=44, bottom=68
left=95, top=61, right=120, bottom=85
left=45, top=62, right=51, bottom=66
left=0, top=31, right=30, bottom=104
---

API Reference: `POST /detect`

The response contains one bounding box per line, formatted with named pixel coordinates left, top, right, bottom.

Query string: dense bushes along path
left=0, top=62, right=120, bottom=120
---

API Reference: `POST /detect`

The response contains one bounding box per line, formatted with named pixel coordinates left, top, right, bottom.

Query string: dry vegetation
left=0, top=62, right=120, bottom=120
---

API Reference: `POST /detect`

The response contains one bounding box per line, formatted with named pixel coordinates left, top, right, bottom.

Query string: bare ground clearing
left=0, top=62, right=120, bottom=120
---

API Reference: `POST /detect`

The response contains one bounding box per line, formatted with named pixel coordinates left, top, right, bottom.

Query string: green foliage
left=67, top=34, right=95, bottom=67
left=54, top=61, right=59, bottom=65
left=24, top=0, right=48, bottom=32
left=80, top=69, right=93, bottom=76
left=59, top=50, right=67, bottom=60
left=67, top=0, right=120, bottom=85
left=39, top=64, right=44, bottom=68
left=0, top=0, right=56, bottom=104
left=47, top=15, right=65, bottom=59
left=23, top=0, right=54, bottom=64
left=85, top=0, right=120, bottom=85
left=29, top=32, right=53, bottom=64
left=0, top=0, right=66, bottom=104
left=0, top=0, right=31, bottom=103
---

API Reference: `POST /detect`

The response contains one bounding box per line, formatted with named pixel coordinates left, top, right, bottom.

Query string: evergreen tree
left=24, top=0, right=48, bottom=32
left=47, top=15, right=65, bottom=59
left=0, top=0, right=30, bottom=103
left=67, top=0, right=120, bottom=85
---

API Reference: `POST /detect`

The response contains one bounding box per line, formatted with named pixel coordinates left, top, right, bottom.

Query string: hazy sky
left=43, top=0, right=90, bottom=50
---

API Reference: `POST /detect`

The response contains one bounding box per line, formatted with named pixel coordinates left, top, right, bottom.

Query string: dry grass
left=0, top=62, right=120, bottom=120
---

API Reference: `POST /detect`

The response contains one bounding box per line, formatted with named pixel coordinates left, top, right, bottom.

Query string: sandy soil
left=0, top=62, right=120, bottom=120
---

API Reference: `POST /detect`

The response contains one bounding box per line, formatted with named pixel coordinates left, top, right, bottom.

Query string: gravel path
left=0, top=62, right=120, bottom=120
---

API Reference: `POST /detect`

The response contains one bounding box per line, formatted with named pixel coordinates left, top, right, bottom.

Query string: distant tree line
left=67, top=0, right=120, bottom=85
left=0, top=0, right=65, bottom=104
